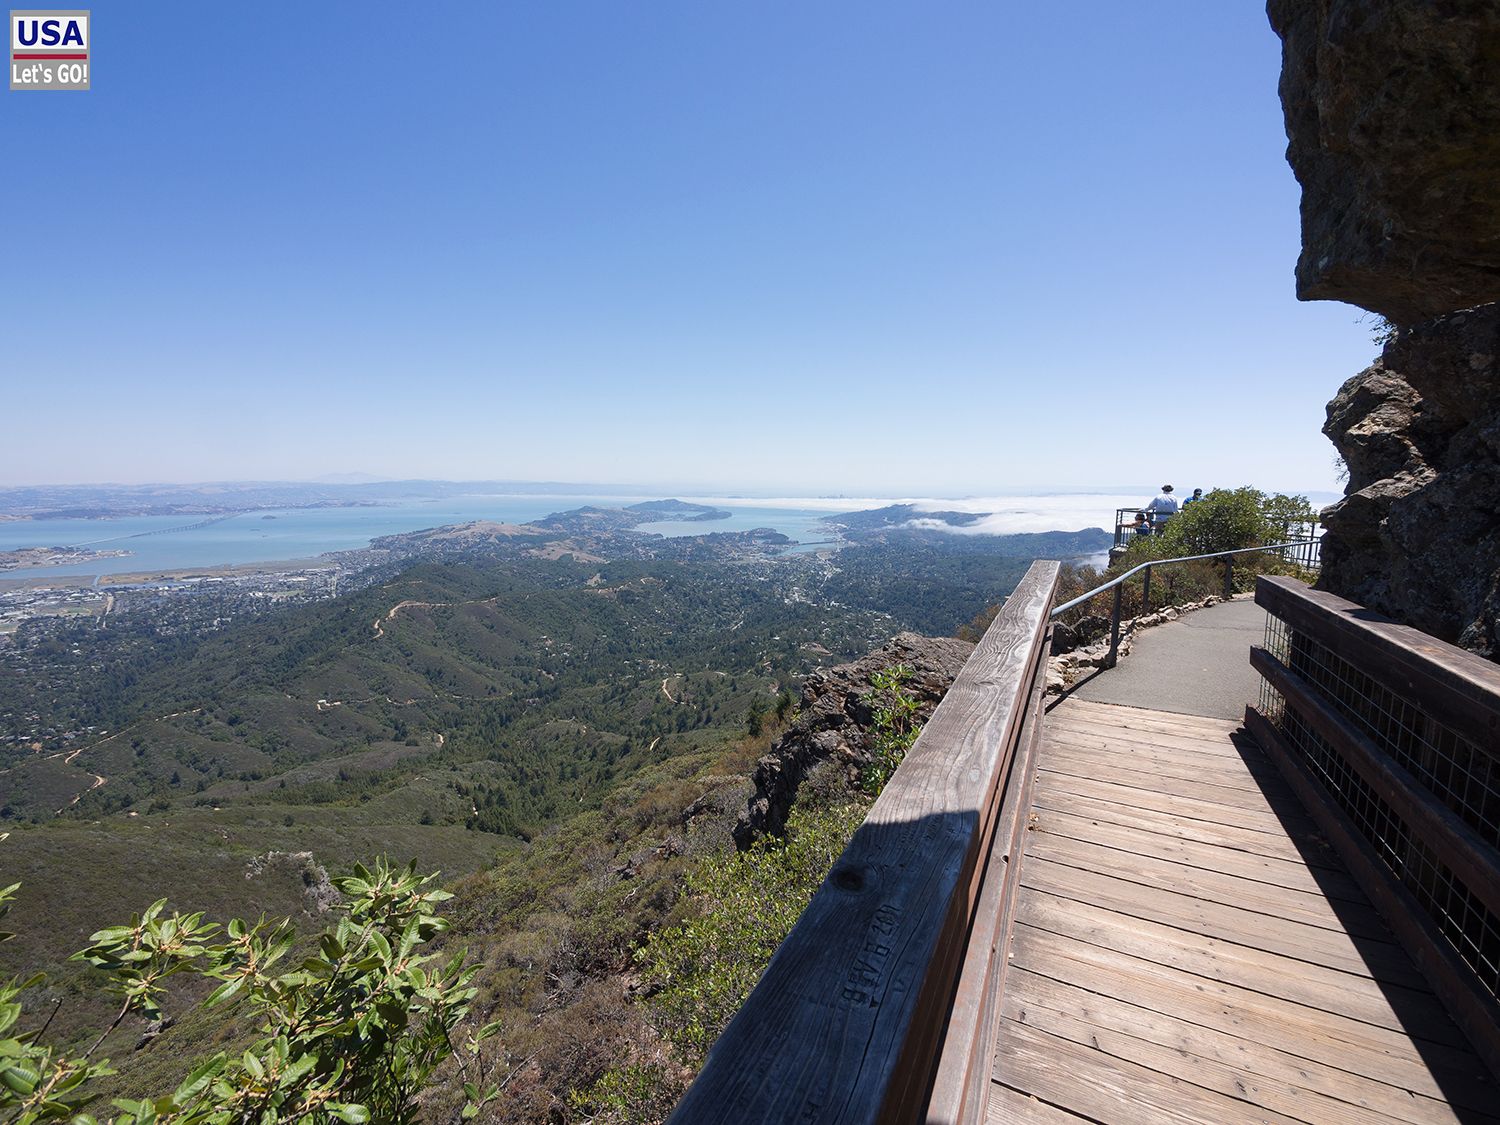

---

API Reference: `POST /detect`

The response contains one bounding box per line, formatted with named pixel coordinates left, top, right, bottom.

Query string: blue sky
left=2, top=3, right=1375, bottom=496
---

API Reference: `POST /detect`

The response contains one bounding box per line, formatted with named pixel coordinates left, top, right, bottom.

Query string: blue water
left=0, top=496, right=836, bottom=580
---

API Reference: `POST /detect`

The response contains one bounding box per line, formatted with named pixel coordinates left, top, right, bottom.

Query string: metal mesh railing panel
left=1259, top=613, right=1500, bottom=998
left=1264, top=615, right=1500, bottom=849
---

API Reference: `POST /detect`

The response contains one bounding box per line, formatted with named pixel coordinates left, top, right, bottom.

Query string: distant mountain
left=311, top=472, right=390, bottom=484
left=828, top=504, right=987, bottom=533
left=626, top=499, right=731, bottom=521
left=0, top=480, right=651, bottom=520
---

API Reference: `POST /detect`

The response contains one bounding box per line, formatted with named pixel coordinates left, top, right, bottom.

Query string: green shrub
left=858, top=665, right=920, bottom=795
left=0, top=862, right=498, bottom=1124
left=1016, top=488, right=1317, bottom=640
left=633, top=801, right=867, bottom=1069
left=1127, top=487, right=1313, bottom=562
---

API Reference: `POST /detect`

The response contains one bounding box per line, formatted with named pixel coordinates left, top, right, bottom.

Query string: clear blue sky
left=2, top=2, right=1375, bottom=496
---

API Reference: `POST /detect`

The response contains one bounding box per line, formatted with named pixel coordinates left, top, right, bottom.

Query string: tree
left=1129, top=487, right=1314, bottom=561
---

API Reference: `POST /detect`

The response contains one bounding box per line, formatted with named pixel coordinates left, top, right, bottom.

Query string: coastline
left=0, top=557, right=335, bottom=591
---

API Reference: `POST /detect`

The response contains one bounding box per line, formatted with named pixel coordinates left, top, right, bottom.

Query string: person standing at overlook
left=1182, top=487, right=1204, bottom=507
left=1146, top=484, right=1180, bottom=533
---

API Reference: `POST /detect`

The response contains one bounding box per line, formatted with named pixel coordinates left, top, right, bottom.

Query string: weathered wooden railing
left=1247, top=576, right=1500, bottom=1077
left=668, top=560, right=1060, bottom=1124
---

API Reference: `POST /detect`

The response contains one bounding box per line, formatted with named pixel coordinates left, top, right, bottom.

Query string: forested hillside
left=0, top=522, right=1107, bottom=1119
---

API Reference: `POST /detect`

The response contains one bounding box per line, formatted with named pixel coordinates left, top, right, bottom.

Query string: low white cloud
left=681, top=495, right=909, bottom=512
left=681, top=491, right=1151, bottom=529
left=904, top=493, right=1146, bottom=534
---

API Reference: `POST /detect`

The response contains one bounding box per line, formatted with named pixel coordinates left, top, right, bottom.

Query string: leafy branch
left=0, top=861, right=499, bottom=1124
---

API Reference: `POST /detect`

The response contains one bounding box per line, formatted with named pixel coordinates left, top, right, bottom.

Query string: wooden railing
left=668, top=560, right=1060, bottom=1124
left=1247, top=576, right=1500, bottom=1077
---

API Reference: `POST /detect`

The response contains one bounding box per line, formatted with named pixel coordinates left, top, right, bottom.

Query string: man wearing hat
left=1146, top=484, right=1179, bottom=533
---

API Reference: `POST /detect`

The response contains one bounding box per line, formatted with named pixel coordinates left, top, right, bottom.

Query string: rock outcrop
left=1268, top=0, right=1500, bottom=325
left=1270, top=1, right=1500, bottom=657
left=1321, top=305, right=1500, bottom=656
left=733, top=632, right=973, bottom=848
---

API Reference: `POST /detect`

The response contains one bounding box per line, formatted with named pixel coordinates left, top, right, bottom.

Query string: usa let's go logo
left=10, top=9, right=89, bottom=90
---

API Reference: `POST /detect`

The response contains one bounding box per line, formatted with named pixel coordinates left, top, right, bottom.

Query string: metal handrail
left=1051, top=540, right=1319, bottom=617
left=1111, top=509, right=1322, bottom=553
left=1049, top=539, right=1320, bottom=668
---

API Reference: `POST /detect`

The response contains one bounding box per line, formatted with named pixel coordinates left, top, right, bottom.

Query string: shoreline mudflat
left=0, top=557, right=334, bottom=591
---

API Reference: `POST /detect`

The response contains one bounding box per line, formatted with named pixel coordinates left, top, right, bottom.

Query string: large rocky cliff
left=1268, top=1, right=1500, bottom=324
left=1270, top=0, right=1500, bottom=657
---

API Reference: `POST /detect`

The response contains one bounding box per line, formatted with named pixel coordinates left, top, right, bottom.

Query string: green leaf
left=329, top=1103, right=370, bottom=1122
left=241, top=1049, right=265, bottom=1079
left=172, top=1054, right=225, bottom=1102
left=204, top=977, right=244, bottom=1006
left=1, top=1058, right=40, bottom=1095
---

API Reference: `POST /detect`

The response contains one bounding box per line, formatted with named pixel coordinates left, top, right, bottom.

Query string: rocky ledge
left=1321, top=304, right=1500, bottom=657
left=733, top=632, right=973, bottom=848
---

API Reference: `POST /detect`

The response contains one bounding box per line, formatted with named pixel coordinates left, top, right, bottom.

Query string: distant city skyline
left=3, top=3, right=1374, bottom=495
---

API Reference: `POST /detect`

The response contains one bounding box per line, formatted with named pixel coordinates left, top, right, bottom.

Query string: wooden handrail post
left=1141, top=564, right=1152, bottom=616
left=1223, top=556, right=1234, bottom=599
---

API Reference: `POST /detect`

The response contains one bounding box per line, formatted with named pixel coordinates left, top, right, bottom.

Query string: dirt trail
left=2, top=705, right=208, bottom=815
left=57, top=771, right=106, bottom=814
left=372, top=591, right=531, bottom=637
left=373, top=599, right=446, bottom=637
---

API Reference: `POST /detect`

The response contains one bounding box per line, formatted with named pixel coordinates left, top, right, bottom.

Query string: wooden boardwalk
left=989, top=697, right=1500, bottom=1124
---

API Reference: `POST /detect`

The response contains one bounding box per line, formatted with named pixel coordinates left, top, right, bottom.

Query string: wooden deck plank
left=1019, top=848, right=1423, bottom=985
left=1031, top=807, right=1369, bottom=903
left=1035, top=761, right=1289, bottom=818
left=1038, top=771, right=1315, bottom=836
left=1029, top=787, right=1341, bottom=870
left=1041, top=743, right=1273, bottom=793
left=1052, top=698, right=1243, bottom=737
left=1004, top=969, right=1484, bottom=1125
left=986, top=700, right=1496, bottom=1125
left=1002, top=976, right=1483, bottom=1125
left=986, top=1083, right=1098, bottom=1124
left=997, top=1019, right=1309, bottom=1125
left=1041, top=740, right=1279, bottom=793
left=1008, top=925, right=1492, bottom=1105
left=1015, top=885, right=1467, bottom=1044
left=1045, top=719, right=1262, bottom=760
left=1037, top=758, right=1291, bottom=813
left=1026, top=832, right=1394, bottom=938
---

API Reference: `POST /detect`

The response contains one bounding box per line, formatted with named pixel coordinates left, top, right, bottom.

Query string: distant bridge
left=122, top=512, right=245, bottom=538
left=670, top=552, right=1500, bottom=1123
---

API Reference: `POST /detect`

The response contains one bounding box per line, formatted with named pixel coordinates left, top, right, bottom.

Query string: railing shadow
left=1227, top=726, right=1499, bottom=1120
left=1043, top=666, right=1109, bottom=712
